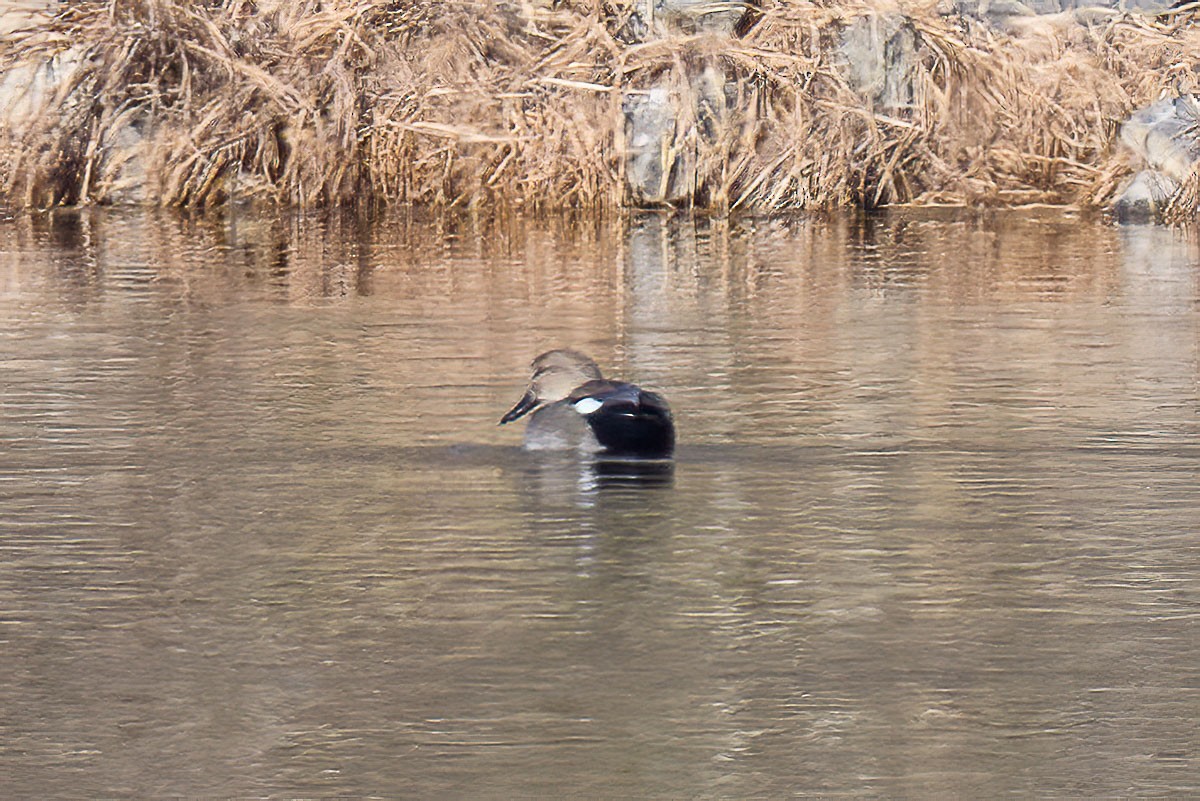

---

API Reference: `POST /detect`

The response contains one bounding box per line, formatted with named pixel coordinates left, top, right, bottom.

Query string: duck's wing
left=634, top=387, right=672, bottom=417
left=568, top=380, right=671, bottom=413
left=567, top=379, right=633, bottom=410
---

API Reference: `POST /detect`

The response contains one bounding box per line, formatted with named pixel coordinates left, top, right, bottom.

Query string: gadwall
left=499, top=349, right=675, bottom=458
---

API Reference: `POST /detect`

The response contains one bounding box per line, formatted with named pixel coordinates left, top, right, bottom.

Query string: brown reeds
left=0, top=0, right=1197, bottom=212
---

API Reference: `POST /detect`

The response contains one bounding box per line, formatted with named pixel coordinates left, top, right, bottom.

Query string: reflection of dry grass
left=1, top=1, right=1197, bottom=211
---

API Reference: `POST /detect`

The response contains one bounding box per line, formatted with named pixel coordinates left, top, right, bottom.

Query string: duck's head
left=499, top=349, right=603, bottom=424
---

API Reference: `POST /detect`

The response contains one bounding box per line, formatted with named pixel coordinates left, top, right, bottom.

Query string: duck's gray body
left=500, top=350, right=675, bottom=459
left=521, top=402, right=602, bottom=452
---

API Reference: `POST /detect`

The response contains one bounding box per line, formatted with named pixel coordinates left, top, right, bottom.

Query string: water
left=1, top=208, right=1198, bottom=797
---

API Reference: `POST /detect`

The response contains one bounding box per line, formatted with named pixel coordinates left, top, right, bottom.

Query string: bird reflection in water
left=513, top=451, right=675, bottom=511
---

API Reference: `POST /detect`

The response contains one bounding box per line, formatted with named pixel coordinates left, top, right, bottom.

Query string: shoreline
left=2, top=1, right=1198, bottom=222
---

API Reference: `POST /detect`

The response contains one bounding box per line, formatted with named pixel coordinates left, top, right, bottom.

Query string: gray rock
left=0, top=1, right=55, bottom=36
left=840, top=14, right=919, bottom=111
left=1112, top=170, right=1179, bottom=224
left=1120, top=96, right=1200, bottom=181
left=946, top=0, right=1175, bottom=17
left=624, top=88, right=677, bottom=204
left=622, top=63, right=731, bottom=206
left=620, top=0, right=740, bottom=206
left=1, top=40, right=155, bottom=205
left=627, top=0, right=754, bottom=39
left=0, top=46, right=86, bottom=129
left=943, top=0, right=1037, bottom=17
left=1121, top=97, right=1177, bottom=153
left=103, top=115, right=150, bottom=205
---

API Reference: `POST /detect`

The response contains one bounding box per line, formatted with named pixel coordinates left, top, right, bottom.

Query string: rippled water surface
left=1, top=208, right=1198, bottom=797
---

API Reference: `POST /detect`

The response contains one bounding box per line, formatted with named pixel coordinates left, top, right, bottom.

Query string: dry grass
left=1, top=0, right=1198, bottom=212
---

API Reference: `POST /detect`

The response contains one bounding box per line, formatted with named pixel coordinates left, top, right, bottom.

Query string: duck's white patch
left=572, top=397, right=604, bottom=415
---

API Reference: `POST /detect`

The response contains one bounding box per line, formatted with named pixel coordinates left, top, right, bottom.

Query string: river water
left=1, top=208, right=1197, bottom=797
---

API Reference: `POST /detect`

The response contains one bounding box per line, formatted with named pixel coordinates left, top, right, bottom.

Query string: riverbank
left=2, top=1, right=1198, bottom=220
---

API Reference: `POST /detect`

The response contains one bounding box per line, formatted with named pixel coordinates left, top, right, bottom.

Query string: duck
left=499, top=349, right=675, bottom=459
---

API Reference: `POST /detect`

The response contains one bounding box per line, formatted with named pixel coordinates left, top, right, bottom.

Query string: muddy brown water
left=1, top=208, right=1198, bottom=797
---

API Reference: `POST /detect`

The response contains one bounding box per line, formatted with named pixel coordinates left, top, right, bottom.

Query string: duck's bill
left=499, top=389, right=539, bottom=424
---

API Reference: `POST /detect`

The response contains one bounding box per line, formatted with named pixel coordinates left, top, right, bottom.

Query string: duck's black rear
left=574, top=383, right=675, bottom=458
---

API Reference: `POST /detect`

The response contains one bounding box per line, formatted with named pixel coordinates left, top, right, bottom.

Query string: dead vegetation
left=0, top=0, right=1197, bottom=211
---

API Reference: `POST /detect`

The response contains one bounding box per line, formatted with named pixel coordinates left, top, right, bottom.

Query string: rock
left=104, top=115, right=150, bottom=205
left=1113, top=97, right=1200, bottom=223
left=0, top=46, right=86, bottom=130
left=660, top=0, right=749, bottom=35
left=1121, top=96, right=1200, bottom=181
left=622, top=62, right=731, bottom=206
left=1121, top=98, right=1175, bottom=154
left=626, top=1, right=755, bottom=39
left=840, top=13, right=919, bottom=111
left=1112, top=170, right=1179, bottom=224
left=945, top=0, right=1175, bottom=17
left=619, top=0, right=742, bottom=206
left=0, top=1, right=55, bottom=36
left=1, top=40, right=154, bottom=205
left=943, top=0, right=1036, bottom=18
left=623, top=88, right=677, bottom=204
